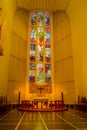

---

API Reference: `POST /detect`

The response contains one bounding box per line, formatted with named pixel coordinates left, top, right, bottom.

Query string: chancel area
left=1, top=0, right=87, bottom=129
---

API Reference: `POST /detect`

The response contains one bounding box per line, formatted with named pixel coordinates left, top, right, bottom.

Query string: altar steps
left=18, top=107, right=68, bottom=112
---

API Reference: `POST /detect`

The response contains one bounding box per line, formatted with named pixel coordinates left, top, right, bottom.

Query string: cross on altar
left=38, top=86, right=44, bottom=93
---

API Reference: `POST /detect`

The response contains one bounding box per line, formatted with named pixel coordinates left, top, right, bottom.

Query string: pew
left=75, top=96, right=87, bottom=112
left=0, top=96, right=10, bottom=113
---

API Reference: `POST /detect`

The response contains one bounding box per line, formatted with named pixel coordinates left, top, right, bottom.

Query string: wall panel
left=53, top=11, right=75, bottom=104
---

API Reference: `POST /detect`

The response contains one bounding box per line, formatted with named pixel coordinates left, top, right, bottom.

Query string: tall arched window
left=29, top=11, right=52, bottom=95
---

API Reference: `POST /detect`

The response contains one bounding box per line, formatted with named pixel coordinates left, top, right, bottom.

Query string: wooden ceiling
left=17, top=0, right=69, bottom=12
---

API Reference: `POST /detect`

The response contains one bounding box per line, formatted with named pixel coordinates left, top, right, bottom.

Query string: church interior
left=0, top=0, right=87, bottom=129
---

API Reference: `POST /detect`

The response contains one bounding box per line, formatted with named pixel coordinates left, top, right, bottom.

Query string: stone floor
left=0, top=108, right=87, bottom=130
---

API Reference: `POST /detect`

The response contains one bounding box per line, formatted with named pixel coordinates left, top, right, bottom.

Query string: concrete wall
left=53, top=11, right=75, bottom=104
left=67, top=0, right=87, bottom=100
left=0, top=0, right=29, bottom=104
left=0, top=0, right=17, bottom=97
left=8, top=8, right=29, bottom=104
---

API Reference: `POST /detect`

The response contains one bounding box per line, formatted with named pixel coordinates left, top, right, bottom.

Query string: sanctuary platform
left=18, top=100, right=68, bottom=112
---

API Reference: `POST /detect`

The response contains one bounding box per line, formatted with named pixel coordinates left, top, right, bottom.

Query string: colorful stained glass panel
left=29, top=63, right=36, bottom=82
left=38, top=45, right=44, bottom=62
left=45, top=27, right=50, bottom=45
left=29, top=70, right=35, bottom=76
left=45, top=77, right=51, bottom=83
left=30, top=63, right=36, bottom=70
left=45, top=12, right=50, bottom=26
left=38, top=28, right=44, bottom=44
left=45, top=64, right=51, bottom=77
left=38, top=12, right=44, bottom=26
left=29, top=76, right=35, bottom=82
left=37, top=64, right=44, bottom=83
left=29, top=69, right=35, bottom=82
left=45, top=47, right=51, bottom=62
left=30, top=44, right=36, bottom=62
left=45, top=64, right=51, bottom=82
left=31, top=12, right=37, bottom=26
left=30, top=27, right=36, bottom=43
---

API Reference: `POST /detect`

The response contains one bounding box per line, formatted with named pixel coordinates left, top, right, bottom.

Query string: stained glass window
left=30, top=44, right=36, bottom=62
left=45, top=47, right=51, bottom=62
left=45, top=27, right=50, bottom=45
left=31, top=12, right=36, bottom=26
left=45, top=12, right=50, bottom=26
left=38, top=44, right=43, bottom=62
left=29, top=11, right=52, bottom=86
left=37, top=64, right=44, bottom=83
left=38, top=28, right=44, bottom=44
left=45, top=64, right=51, bottom=83
left=29, top=63, right=36, bottom=82
left=30, top=27, right=36, bottom=43
left=38, top=12, right=44, bottom=26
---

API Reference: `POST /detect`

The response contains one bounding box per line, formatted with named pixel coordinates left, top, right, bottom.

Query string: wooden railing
left=20, top=100, right=64, bottom=110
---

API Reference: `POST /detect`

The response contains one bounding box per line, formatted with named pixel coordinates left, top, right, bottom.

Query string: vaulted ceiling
left=17, top=0, right=70, bottom=12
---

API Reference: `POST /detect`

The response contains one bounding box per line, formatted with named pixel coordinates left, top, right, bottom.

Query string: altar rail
left=18, top=100, right=68, bottom=111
